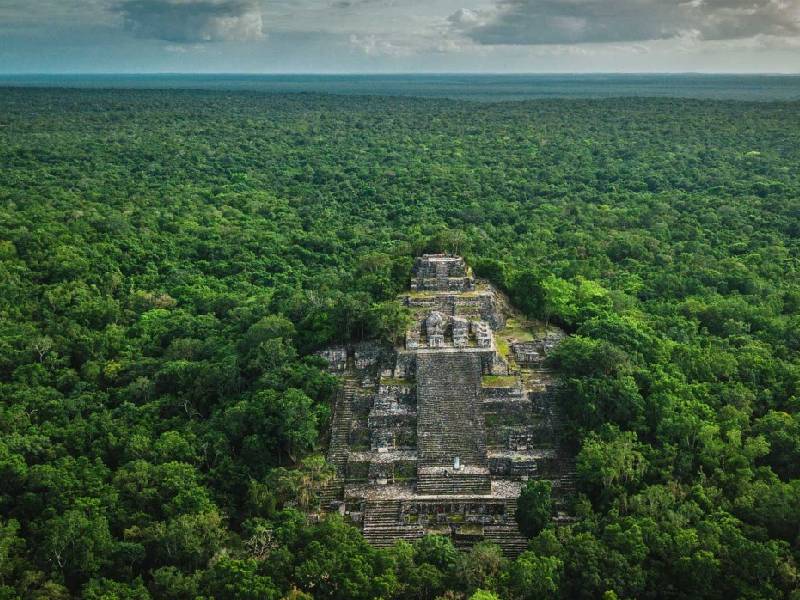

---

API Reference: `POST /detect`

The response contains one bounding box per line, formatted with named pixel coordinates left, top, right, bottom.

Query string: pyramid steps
left=416, top=472, right=491, bottom=495
left=416, top=352, right=488, bottom=469
left=328, top=378, right=356, bottom=474
left=483, top=524, right=529, bottom=557
left=362, top=499, right=424, bottom=547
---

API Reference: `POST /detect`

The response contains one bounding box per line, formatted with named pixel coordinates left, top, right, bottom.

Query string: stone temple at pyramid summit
left=318, top=254, right=574, bottom=555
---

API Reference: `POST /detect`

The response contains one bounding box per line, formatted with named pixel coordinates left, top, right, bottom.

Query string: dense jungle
left=0, top=88, right=799, bottom=599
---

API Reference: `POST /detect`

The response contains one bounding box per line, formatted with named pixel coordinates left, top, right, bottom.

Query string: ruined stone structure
left=318, top=255, right=574, bottom=555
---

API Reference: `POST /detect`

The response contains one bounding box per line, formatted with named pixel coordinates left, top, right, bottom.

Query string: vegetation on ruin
left=1, top=87, right=799, bottom=598
left=515, top=481, right=553, bottom=539
left=480, top=375, right=520, bottom=388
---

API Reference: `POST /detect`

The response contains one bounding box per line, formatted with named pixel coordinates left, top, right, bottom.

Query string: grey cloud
left=330, top=0, right=395, bottom=9
left=119, top=0, right=264, bottom=43
left=698, top=0, right=800, bottom=40
left=448, top=8, right=484, bottom=27
left=463, top=0, right=800, bottom=45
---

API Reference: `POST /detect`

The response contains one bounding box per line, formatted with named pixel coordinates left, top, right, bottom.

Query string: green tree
left=577, top=427, right=647, bottom=506
left=469, top=590, right=501, bottom=600
left=516, top=481, right=553, bottom=539
left=43, top=500, right=113, bottom=588
left=461, top=542, right=506, bottom=593
left=502, top=551, right=562, bottom=600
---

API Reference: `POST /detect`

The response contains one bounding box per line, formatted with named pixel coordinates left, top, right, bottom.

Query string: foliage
left=516, top=480, right=553, bottom=538
left=0, top=88, right=798, bottom=598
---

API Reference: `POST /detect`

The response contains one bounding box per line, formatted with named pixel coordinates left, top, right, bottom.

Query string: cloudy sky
left=1, top=0, right=799, bottom=73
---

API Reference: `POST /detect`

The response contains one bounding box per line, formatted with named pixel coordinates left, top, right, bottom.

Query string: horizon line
left=2, top=71, right=800, bottom=77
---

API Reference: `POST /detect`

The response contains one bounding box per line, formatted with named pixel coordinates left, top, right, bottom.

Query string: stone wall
left=405, top=292, right=505, bottom=330
left=316, top=346, right=347, bottom=372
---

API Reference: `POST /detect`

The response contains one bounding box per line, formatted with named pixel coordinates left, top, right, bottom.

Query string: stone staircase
left=546, top=393, right=567, bottom=431
left=552, top=457, right=577, bottom=501
left=362, top=500, right=424, bottom=548
left=416, top=352, right=491, bottom=495
left=482, top=499, right=529, bottom=556
left=328, top=377, right=356, bottom=475
left=483, top=524, right=529, bottom=557
left=416, top=352, right=488, bottom=468
left=545, top=396, right=578, bottom=501
left=435, top=261, right=449, bottom=291
left=317, top=480, right=344, bottom=510
left=416, top=470, right=492, bottom=495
